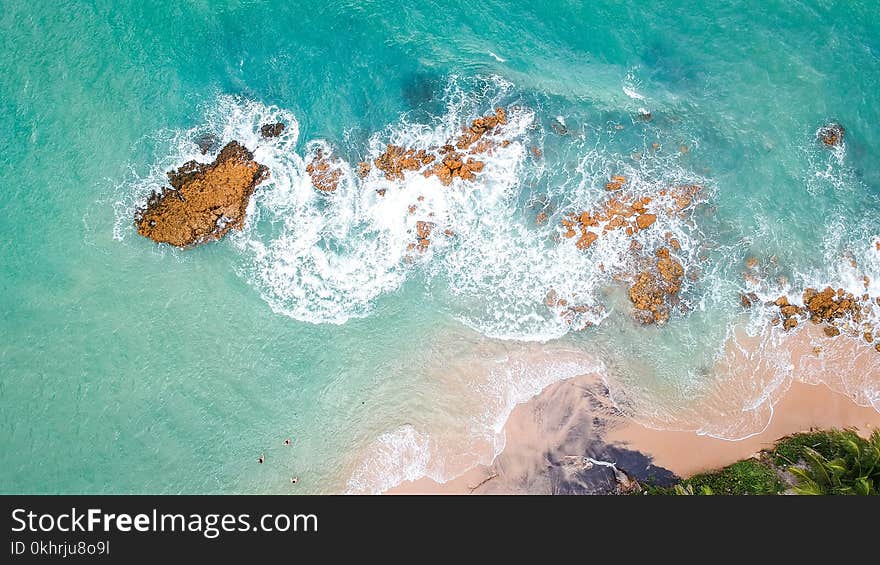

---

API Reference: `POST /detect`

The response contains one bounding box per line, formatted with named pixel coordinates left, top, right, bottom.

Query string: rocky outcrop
left=135, top=141, right=269, bottom=247
left=415, top=220, right=433, bottom=250
left=260, top=122, right=286, bottom=139
left=628, top=247, right=684, bottom=325
left=605, top=175, right=627, bottom=191
left=551, top=181, right=703, bottom=326
left=773, top=287, right=862, bottom=331
left=817, top=123, right=844, bottom=147
left=425, top=146, right=484, bottom=186
left=636, top=213, right=657, bottom=230
left=453, top=107, right=506, bottom=149
left=561, top=184, right=702, bottom=252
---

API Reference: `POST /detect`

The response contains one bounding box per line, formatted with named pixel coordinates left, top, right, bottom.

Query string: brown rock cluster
left=664, top=184, right=701, bottom=213
left=374, top=146, right=436, bottom=181
left=561, top=184, right=702, bottom=251
left=454, top=107, right=507, bottom=149
left=371, top=108, right=507, bottom=186
left=605, top=175, right=627, bottom=191
left=802, top=287, right=861, bottom=323
left=551, top=182, right=704, bottom=325
left=135, top=141, right=269, bottom=247
left=305, top=148, right=342, bottom=192
left=544, top=289, right=604, bottom=330
left=561, top=194, right=656, bottom=250
left=771, top=286, right=880, bottom=352
left=415, top=220, right=433, bottom=250
left=426, top=146, right=485, bottom=186
left=405, top=220, right=449, bottom=254
left=627, top=247, right=685, bottom=325
left=772, top=295, right=802, bottom=330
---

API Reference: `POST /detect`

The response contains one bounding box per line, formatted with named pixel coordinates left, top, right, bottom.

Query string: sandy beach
left=389, top=326, right=880, bottom=494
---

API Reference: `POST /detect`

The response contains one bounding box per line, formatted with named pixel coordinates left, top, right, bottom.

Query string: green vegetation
left=643, top=459, right=784, bottom=495
left=770, top=431, right=840, bottom=466
left=773, top=429, right=880, bottom=495
left=640, top=428, right=880, bottom=495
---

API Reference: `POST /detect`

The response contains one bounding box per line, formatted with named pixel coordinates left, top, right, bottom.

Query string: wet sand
left=389, top=326, right=880, bottom=494
left=607, top=380, right=880, bottom=478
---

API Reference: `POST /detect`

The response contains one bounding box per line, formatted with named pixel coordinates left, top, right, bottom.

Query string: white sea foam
left=232, top=77, right=542, bottom=325
left=622, top=86, right=644, bottom=100
left=623, top=70, right=646, bottom=100
left=345, top=425, right=436, bottom=495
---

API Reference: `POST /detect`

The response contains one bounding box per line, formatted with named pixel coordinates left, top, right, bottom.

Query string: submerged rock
left=194, top=132, right=219, bottom=155
left=817, top=123, right=844, bottom=147
left=551, top=117, right=568, bottom=135
left=740, top=292, right=759, bottom=309
left=415, top=220, right=434, bottom=251
left=260, top=122, right=286, bottom=139
left=134, top=141, right=269, bottom=247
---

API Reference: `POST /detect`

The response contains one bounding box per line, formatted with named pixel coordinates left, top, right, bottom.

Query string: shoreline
left=388, top=328, right=880, bottom=494
left=389, top=378, right=880, bottom=495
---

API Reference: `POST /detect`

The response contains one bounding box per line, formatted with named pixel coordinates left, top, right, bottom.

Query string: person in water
left=290, top=476, right=298, bottom=484
left=283, top=439, right=291, bottom=446
left=258, top=453, right=265, bottom=464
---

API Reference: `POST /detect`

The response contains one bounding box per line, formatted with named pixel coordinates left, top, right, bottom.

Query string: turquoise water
left=2, top=1, right=879, bottom=493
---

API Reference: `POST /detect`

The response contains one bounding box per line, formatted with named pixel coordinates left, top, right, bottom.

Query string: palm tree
left=787, top=429, right=880, bottom=495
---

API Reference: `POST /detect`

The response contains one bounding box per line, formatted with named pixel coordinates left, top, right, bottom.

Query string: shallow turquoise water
left=2, top=1, right=879, bottom=493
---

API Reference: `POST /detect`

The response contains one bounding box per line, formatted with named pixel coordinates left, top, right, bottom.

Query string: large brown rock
left=135, top=141, right=269, bottom=247
left=636, top=213, right=657, bottom=230
left=627, top=247, right=684, bottom=325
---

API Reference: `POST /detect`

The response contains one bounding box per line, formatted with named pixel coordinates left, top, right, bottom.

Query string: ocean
left=1, top=0, right=879, bottom=493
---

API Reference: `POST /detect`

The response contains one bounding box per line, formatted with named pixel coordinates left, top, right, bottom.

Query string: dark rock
left=260, top=122, right=286, bottom=139
left=194, top=133, right=219, bottom=155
